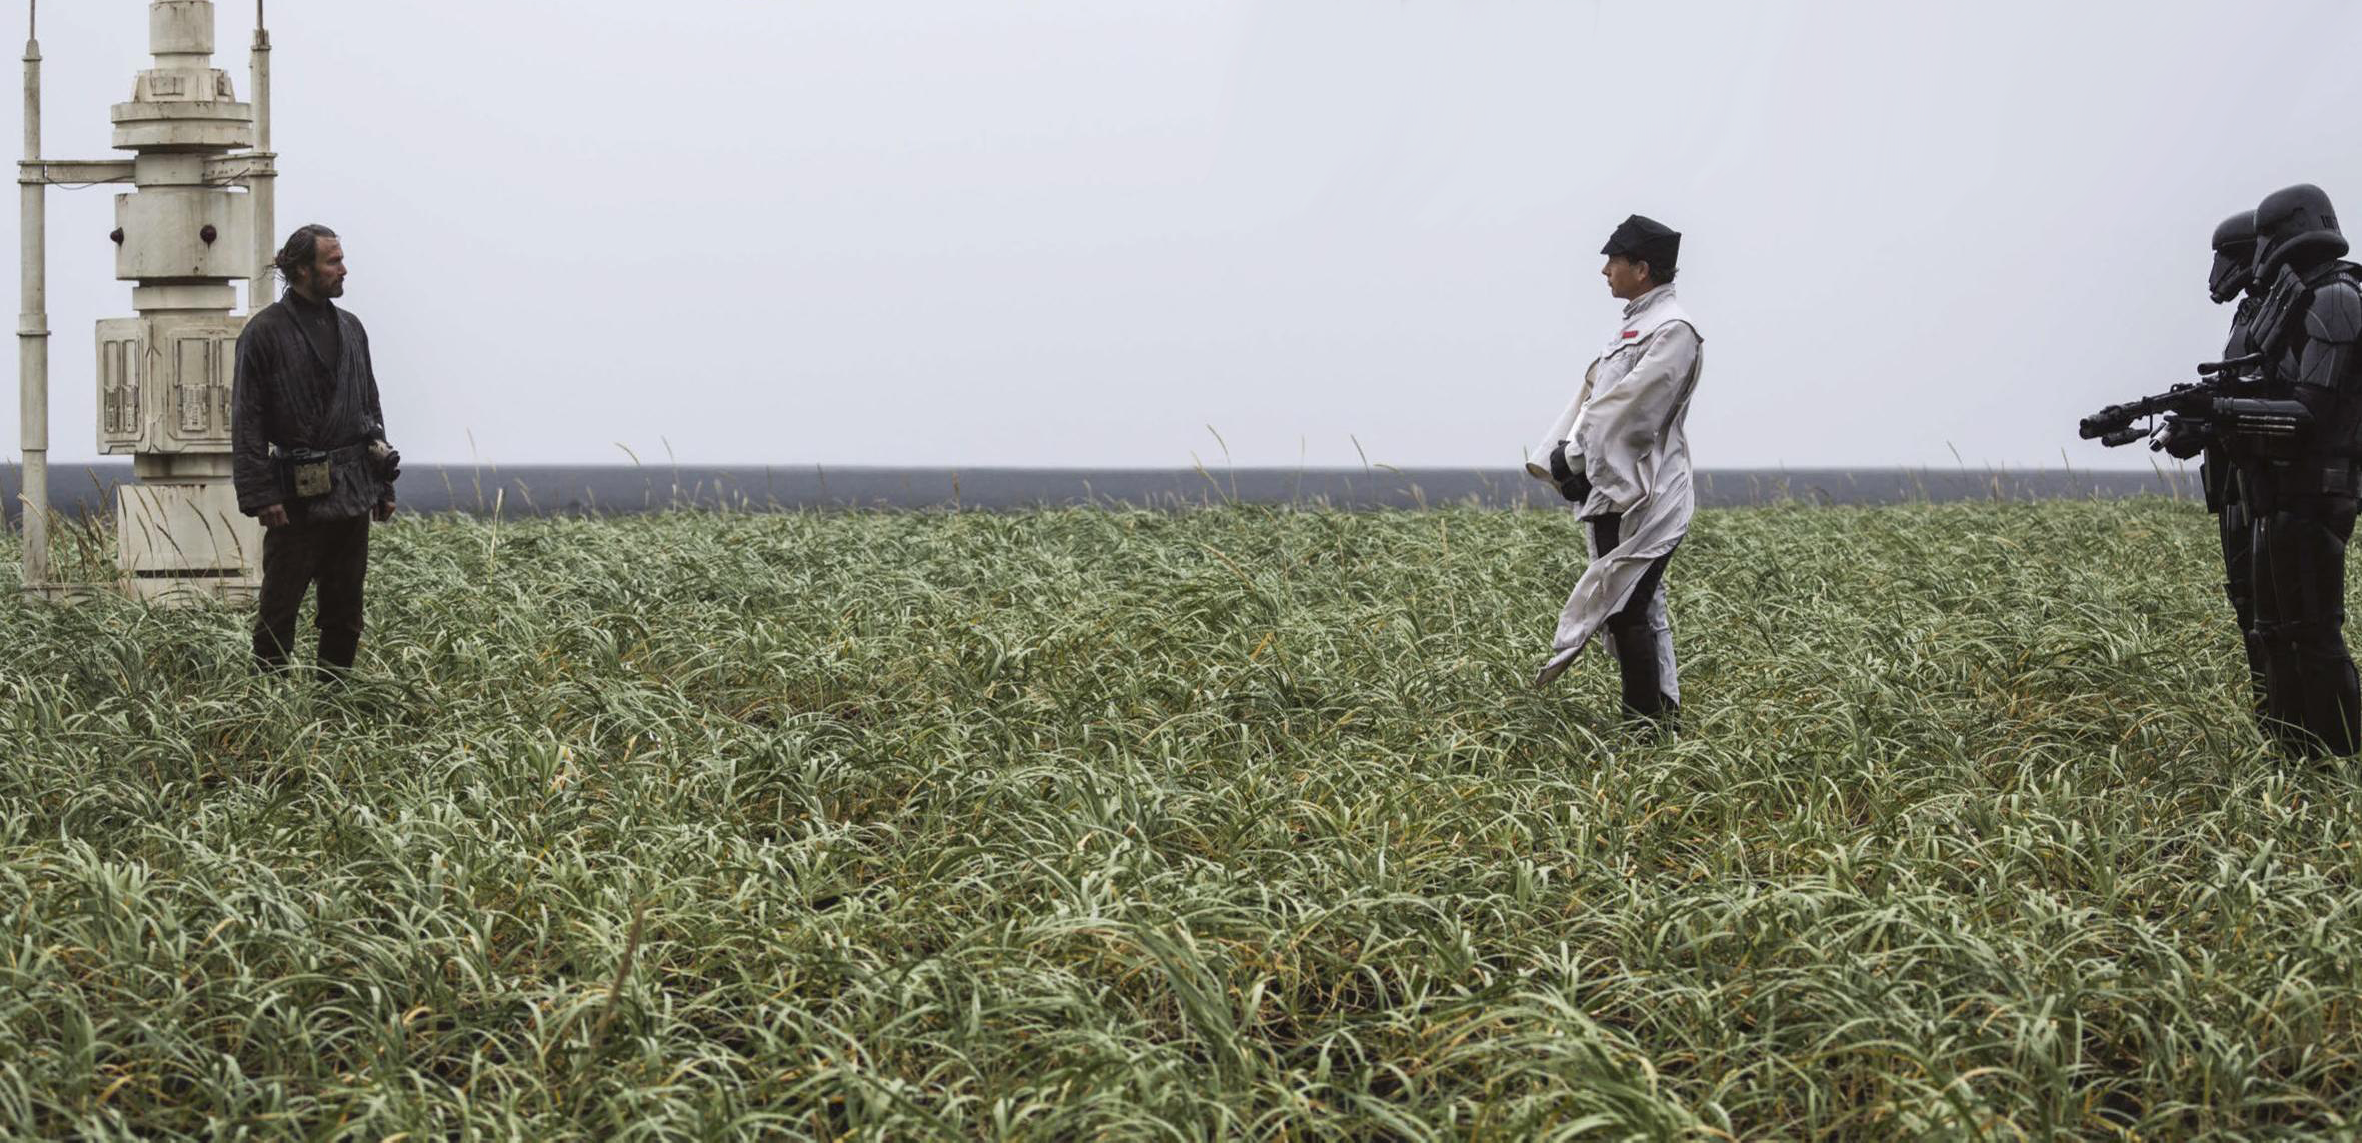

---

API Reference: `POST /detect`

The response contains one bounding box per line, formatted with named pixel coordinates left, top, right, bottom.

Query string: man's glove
left=1546, top=440, right=1593, bottom=504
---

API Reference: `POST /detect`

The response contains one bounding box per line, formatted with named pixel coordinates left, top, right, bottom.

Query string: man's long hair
left=271, top=223, right=338, bottom=295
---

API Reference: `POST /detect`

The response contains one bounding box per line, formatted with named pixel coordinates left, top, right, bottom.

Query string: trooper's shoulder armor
left=2305, top=276, right=2362, bottom=345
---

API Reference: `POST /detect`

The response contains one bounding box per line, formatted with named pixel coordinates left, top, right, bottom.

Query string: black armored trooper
left=2243, top=183, right=2362, bottom=755
left=2202, top=211, right=2268, bottom=714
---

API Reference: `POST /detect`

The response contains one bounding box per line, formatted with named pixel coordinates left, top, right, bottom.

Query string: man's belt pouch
left=283, top=449, right=333, bottom=500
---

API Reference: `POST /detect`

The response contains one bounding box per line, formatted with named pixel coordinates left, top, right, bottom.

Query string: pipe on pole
left=248, top=3, right=272, bottom=312
left=18, top=3, right=45, bottom=590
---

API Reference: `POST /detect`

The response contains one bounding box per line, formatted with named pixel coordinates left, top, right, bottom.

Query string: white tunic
left=1528, top=283, right=1703, bottom=686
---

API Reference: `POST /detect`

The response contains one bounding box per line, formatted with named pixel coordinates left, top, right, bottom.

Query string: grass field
left=1, top=499, right=2357, bottom=1140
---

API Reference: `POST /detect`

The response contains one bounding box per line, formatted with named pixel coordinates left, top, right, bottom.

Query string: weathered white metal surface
left=246, top=10, right=268, bottom=312
left=115, top=479, right=259, bottom=589
left=205, top=152, right=268, bottom=186
left=18, top=158, right=133, bottom=185
left=18, top=13, right=46, bottom=592
left=18, top=0, right=278, bottom=603
left=95, top=314, right=243, bottom=455
left=115, top=187, right=251, bottom=279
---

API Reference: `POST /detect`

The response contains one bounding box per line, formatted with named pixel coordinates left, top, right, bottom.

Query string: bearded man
left=229, top=224, right=401, bottom=678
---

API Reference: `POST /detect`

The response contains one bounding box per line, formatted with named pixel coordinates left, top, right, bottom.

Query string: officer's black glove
left=1546, top=441, right=1592, bottom=503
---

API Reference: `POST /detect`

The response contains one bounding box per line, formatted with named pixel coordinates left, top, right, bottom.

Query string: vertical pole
left=248, top=1, right=271, bottom=312
left=18, top=3, right=46, bottom=590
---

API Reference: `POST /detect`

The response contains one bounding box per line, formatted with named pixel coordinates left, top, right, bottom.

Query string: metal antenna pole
left=17, top=0, right=46, bottom=590
left=249, top=0, right=272, bottom=311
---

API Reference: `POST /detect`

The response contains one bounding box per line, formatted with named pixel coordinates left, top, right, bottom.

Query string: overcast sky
left=6, top=0, right=2360, bottom=469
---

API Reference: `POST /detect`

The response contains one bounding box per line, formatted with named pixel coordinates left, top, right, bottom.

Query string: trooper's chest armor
left=2228, top=296, right=2263, bottom=362
left=2269, top=282, right=2356, bottom=377
left=2257, top=267, right=2362, bottom=466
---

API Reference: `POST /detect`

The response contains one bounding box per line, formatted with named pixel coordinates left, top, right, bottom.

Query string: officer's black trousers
left=253, top=514, right=371, bottom=675
left=2251, top=492, right=2361, bottom=756
left=1586, top=512, right=1679, bottom=718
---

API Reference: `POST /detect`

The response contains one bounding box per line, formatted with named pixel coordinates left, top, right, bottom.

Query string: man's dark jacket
left=230, top=295, right=392, bottom=524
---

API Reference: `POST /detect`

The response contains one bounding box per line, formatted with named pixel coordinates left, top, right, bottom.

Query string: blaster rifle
left=2076, top=352, right=2308, bottom=457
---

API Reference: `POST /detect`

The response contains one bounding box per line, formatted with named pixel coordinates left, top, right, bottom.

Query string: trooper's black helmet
left=2254, top=183, right=2347, bottom=276
left=2209, top=210, right=2257, bottom=304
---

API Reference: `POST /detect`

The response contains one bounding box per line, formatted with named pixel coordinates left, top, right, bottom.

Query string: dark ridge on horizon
left=1, top=464, right=2201, bottom=520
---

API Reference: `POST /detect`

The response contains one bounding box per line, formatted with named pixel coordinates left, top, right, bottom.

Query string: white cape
left=1528, top=285, right=1703, bottom=686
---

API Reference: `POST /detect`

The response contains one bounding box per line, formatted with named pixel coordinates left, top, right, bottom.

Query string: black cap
left=1601, top=213, right=1680, bottom=274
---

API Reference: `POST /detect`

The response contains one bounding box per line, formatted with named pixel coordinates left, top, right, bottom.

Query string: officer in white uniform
left=1527, top=214, right=1704, bottom=727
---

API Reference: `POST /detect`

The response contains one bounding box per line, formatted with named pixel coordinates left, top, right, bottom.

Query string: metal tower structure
left=18, top=0, right=276, bottom=603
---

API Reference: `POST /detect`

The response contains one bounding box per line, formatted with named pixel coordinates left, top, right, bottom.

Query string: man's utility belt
left=276, top=441, right=371, bottom=500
